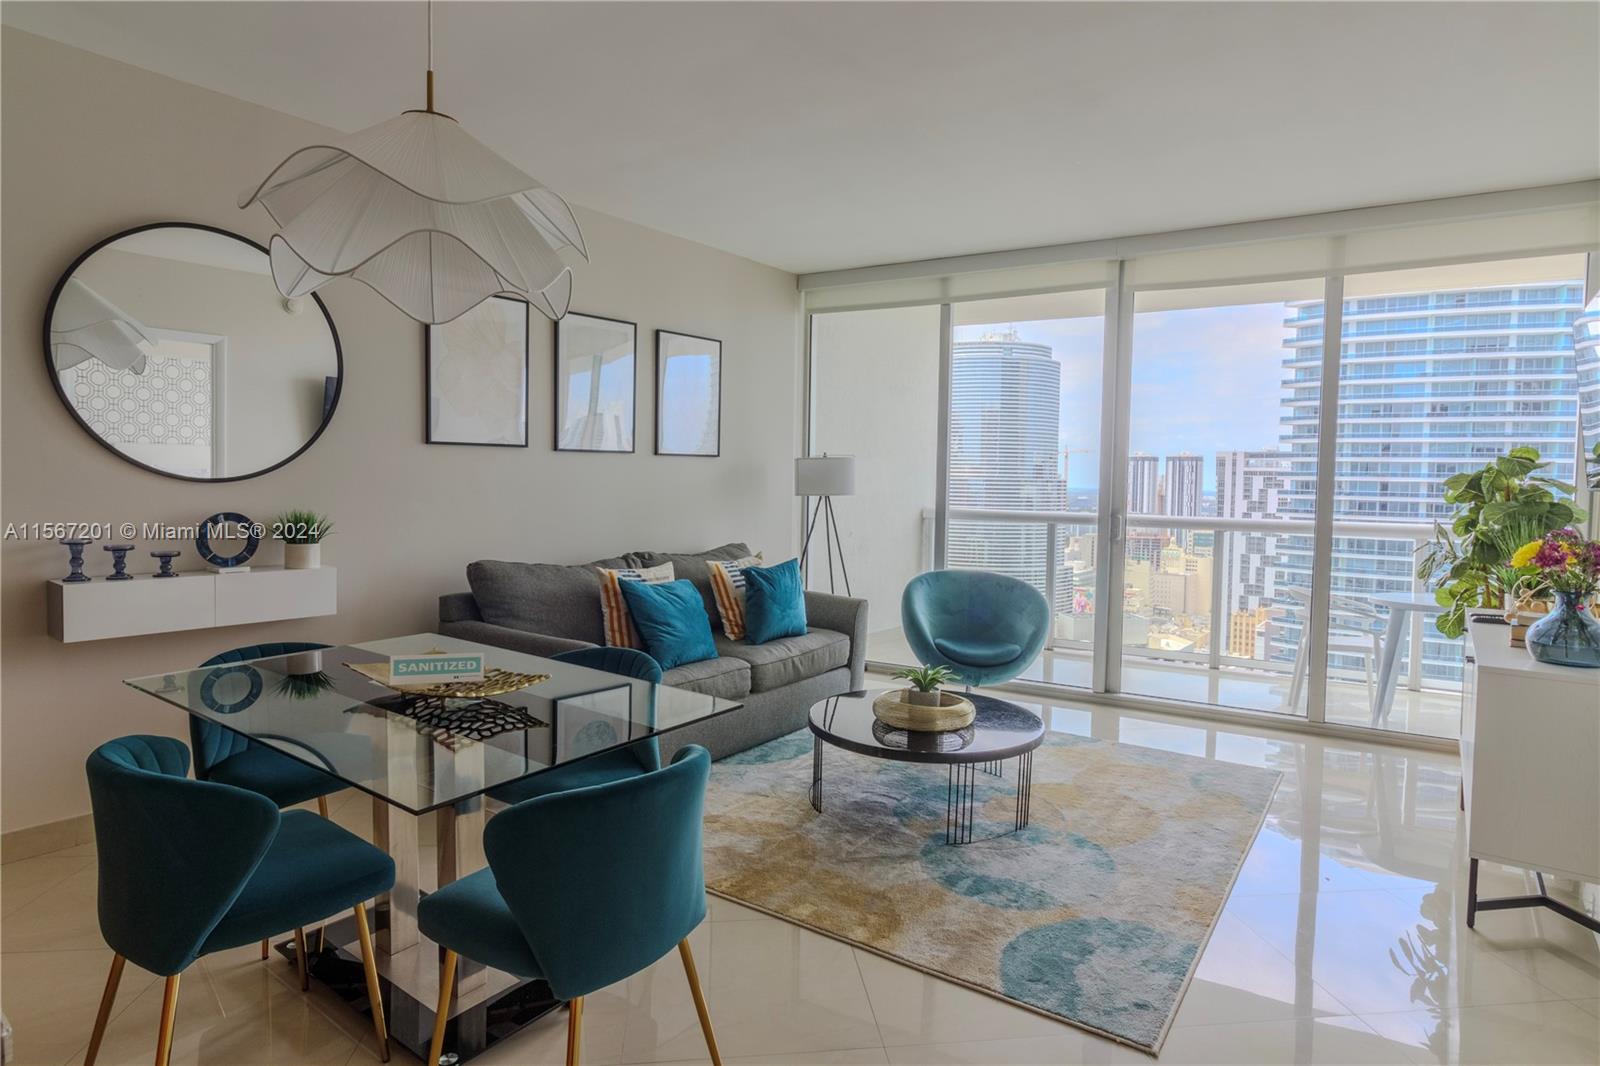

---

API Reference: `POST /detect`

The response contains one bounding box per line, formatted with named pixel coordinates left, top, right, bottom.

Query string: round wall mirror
left=44, top=223, right=342, bottom=481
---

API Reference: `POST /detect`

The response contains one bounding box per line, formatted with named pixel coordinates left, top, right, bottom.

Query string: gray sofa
left=438, top=542, right=868, bottom=759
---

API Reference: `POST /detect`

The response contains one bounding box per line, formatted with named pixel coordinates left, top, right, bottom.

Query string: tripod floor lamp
left=796, top=454, right=855, bottom=596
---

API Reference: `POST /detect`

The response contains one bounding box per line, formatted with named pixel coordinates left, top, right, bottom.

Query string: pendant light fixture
left=239, top=2, right=586, bottom=324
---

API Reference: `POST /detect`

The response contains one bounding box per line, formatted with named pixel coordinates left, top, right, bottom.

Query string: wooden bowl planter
left=872, top=689, right=976, bottom=732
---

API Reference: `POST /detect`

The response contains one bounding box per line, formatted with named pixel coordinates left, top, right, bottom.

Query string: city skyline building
left=1128, top=453, right=1159, bottom=515
left=947, top=332, right=1071, bottom=616
left=1275, top=272, right=1588, bottom=682
left=1163, top=452, right=1203, bottom=548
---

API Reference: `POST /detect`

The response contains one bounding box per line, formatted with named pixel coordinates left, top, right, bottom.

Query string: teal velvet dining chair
left=192, top=641, right=346, bottom=960
left=902, top=569, right=1051, bottom=687
left=83, top=736, right=395, bottom=1066
left=191, top=642, right=344, bottom=813
left=487, top=645, right=662, bottom=805
left=421, top=745, right=718, bottom=1066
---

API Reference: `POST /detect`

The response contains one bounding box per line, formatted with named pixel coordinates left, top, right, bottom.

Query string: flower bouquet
left=1512, top=529, right=1600, bottom=667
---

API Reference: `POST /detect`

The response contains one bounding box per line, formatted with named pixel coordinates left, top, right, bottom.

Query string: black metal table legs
left=811, top=736, right=824, bottom=813
left=811, top=737, right=1034, bottom=845
left=1467, top=858, right=1600, bottom=934
left=1013, top=749, right=1033, bottom=833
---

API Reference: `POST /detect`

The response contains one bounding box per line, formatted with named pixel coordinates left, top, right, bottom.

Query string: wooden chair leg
left=353, top=902, right=390, bottom=1062
left=84, top=953, right=125, bottom=1066
left=293, top=927, right=309, bottom=991
left=678, top=939, right=721, bottom=1066
left=428, top=950, right=457, bottom=1066
left=259, top=937, right=269, bottom=961
left=565, top=995, right=584, bottom=1066
left=154, top=974, right=181, bottom=1066
left=317, top=795, right=331, bottom=818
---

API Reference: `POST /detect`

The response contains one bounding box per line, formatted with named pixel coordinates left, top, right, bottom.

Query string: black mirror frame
left=41, top=221, right=344, bottom=483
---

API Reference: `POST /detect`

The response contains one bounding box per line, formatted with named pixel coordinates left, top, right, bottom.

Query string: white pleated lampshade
left=241, top=109, right=586, bottom=324
left=49, top=278, right=155, bottom=374
left=795, top=455, right=857, bottom=497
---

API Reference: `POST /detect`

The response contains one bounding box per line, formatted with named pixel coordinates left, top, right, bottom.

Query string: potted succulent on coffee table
left=893, top=664, right=958, bottom=706
left=873, top=664, right=976, bottom=732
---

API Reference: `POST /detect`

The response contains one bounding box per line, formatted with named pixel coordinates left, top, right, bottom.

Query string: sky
left=955, top=301, right=1292, bottom=493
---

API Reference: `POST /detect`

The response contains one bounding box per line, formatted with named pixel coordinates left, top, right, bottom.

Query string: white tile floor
left=3, top=684, right=1597, bottom=1066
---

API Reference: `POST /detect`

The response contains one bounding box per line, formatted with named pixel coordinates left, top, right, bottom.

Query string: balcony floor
left=867, top=627, right=1461, bottom=740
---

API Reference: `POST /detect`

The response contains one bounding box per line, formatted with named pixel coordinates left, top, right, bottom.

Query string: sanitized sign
left=389, top=653, right=485, bottom=684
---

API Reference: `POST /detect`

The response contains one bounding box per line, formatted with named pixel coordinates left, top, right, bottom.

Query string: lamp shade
left=49, top=278, right=155, bottom=375
left=795, top=455, right=856, bottom=497
left=241, top=109, right=586, bottom=325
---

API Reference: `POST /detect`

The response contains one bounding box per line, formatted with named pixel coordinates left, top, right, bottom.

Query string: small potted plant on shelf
left=1514, top=528, right=1600, bottom=668
left=273, top=509, right=332, bottom=570
left=892, top=664, right=958, bottom=706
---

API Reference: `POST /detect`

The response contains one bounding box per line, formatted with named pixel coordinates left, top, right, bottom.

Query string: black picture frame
left=554, top=311, right=637, bottom=453
left=41, top=221, right=344, bottom=483
left=425, top=295, right=531, bottom=447
left=654, top=329, right=722, bottom=457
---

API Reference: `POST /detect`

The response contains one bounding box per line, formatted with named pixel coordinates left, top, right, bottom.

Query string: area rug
left=702, top=727, right=1281, bottom=1054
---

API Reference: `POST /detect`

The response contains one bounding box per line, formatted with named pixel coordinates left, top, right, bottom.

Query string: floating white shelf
left=46, top=566, right=337, bottom=643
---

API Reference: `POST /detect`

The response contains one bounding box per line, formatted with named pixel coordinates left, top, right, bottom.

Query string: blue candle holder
left=59, top=538, right=93, bottom=583
left=150, top=550, right=181, bottom=578
left=103, top=543, right=136, bottom=581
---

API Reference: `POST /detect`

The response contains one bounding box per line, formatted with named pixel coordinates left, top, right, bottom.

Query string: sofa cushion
left=619, top=579, right=718, bottom=671
left=717, top=628, right=849, bottom=693
left=661, top=656, right=751, bottom=701
left=743, top=558, right=808, bottom=644
left=468, top=556, right=629, bottom=644
left=629, top=544, right=753, bottom=631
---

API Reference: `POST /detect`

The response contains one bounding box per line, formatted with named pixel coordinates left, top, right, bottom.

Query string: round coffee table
left=808, top=690, right=1045, bottom=844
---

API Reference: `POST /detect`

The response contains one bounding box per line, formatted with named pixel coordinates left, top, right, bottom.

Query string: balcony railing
left=924, top=507, right=1445, bottom=694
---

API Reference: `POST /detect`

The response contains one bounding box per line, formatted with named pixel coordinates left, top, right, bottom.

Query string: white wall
left=0, top=30, right=803, bottom=834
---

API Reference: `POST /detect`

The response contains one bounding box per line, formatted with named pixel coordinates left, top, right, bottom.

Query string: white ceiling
left=6, top=2, right=1597, bottom=275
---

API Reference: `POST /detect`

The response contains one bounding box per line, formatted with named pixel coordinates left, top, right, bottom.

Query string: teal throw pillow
left=743, top=558, right=808, bottom=644
left=617, top=578, right=718, bottom=670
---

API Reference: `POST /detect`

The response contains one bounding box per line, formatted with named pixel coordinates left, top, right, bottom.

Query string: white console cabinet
left=47, top=566, right=337, bottom=643
left=1461, top=614, right=1598, bottom=933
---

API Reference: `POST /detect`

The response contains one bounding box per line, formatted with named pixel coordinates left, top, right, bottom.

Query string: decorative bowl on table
left=872, top=689, right=976, bottom=732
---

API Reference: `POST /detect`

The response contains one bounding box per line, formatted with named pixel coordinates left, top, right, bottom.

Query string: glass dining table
left=125, top=633, right=742, bottom=1063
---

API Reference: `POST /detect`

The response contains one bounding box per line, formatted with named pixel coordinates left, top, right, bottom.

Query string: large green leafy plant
left=1416, top=446, right=1585, bottom=638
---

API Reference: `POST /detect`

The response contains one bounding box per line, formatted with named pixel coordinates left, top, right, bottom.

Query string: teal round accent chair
left=191, top=642, right=343, bottom=809
left=487, top=645, right=663, bottom=805
left=420, top=745, right=721, bottom=1066
left=901, top=570, right=1050, bottom=687
left=83, top=736, right=395, bottom=1066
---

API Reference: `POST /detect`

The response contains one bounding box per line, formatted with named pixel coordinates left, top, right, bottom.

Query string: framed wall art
left=555, top=312, right=636, bottom=452
left=426, top=296, right=529, bottom=446
left=655, top=330, right=721, bottom=457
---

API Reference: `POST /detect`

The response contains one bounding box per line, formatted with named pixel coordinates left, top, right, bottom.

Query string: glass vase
left=1525, top=590, right=1600, bottom=669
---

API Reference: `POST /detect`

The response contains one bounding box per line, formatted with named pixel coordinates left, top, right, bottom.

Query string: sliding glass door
left=1322, top=254, right=1590, bottom=738
left=946, top=291, right=1106, bottom=688
left=804, top=244, right=1596, bottom=743
left=1118, top=279, right=1325, bottom=717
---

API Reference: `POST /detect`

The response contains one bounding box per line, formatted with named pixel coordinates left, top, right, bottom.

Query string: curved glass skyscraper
left=947, top=332, right=1071, bottom=615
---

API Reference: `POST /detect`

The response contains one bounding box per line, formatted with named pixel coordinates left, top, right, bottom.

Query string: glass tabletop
left=809, top=690, right=1044, bottom=763
left=124, top=633, right=742, bottom=815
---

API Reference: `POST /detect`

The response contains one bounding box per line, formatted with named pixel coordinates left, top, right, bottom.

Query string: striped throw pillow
left=597, top=563, right=675, bottom=648
left=707, top=555, right=763, bottom=640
